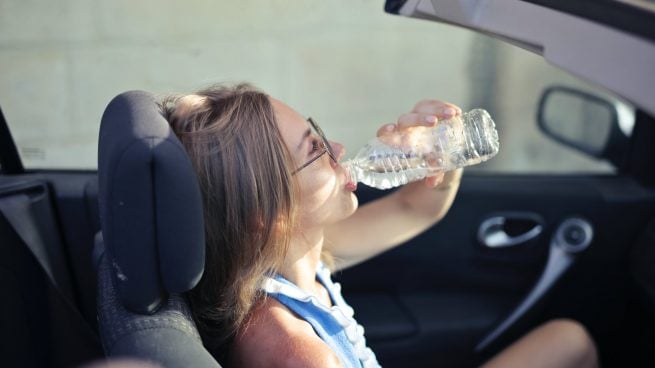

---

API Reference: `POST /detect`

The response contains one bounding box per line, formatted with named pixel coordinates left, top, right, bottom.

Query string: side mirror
left=537, top=86, right=631, bottom=169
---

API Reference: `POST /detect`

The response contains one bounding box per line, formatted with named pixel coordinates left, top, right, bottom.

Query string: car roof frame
left=387, top=0, right=655, bottom=117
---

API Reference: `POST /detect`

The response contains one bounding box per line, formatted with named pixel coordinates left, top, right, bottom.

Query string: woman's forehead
left=270, top=97, right=310, bottom=143
left=270, top=97, right=305, bottom=123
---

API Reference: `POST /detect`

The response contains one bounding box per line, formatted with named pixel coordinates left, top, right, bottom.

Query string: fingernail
left=384, top=124, right=395, bottom=132
left=443, top=107, right=456, bottom=117
left=425, top=115, right=437, bottom=124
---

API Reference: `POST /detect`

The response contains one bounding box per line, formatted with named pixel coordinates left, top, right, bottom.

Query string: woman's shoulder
left=229, top=297, right=343, bottom=368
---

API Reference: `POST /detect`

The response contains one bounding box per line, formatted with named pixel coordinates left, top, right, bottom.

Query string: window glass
left=0, top=1, right=630, bottom=172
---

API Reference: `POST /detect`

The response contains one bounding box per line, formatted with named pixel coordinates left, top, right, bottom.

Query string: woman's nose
left=330, top=141, right=346, bottom=162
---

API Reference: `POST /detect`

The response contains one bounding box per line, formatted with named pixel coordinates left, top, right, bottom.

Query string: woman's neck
left=279, top=228, right=324, bottom=293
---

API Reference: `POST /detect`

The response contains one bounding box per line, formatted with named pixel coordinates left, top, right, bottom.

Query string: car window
left=0, top=1, right=632, bottom=172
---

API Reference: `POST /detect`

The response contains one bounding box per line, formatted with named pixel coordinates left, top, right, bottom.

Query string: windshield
left=0, top=1, right=630, bottom=173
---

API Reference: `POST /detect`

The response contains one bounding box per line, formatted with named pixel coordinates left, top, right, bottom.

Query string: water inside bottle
left=344, top=152, right=433, bottom=189
left=344, top=108, right=499, bottom=190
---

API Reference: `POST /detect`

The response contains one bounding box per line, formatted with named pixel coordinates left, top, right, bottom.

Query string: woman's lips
left=341, top=164, right=357, bottom=191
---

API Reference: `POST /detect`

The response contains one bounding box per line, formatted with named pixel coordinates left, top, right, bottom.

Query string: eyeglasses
left=292, top=118, right=337, bottom=175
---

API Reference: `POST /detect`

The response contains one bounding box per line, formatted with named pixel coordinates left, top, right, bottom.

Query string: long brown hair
left=160, top=83, right=296, bottom=357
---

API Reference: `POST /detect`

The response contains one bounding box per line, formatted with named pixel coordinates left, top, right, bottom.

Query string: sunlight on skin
left=297, top=170, right=341, bottom=226
left=269, top=96, right=359, bottom=291
left=270, top=97, right=358, bottom=230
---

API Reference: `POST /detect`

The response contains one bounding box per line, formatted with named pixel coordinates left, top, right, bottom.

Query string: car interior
left=1, top=1, right=655, bottom=367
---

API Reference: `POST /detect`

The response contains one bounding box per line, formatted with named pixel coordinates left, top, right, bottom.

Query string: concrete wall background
left=0, top=0, right=613, bottom=172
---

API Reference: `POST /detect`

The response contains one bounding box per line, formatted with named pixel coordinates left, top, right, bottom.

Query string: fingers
left=397, top=113, right=438, bottom=130
left=377, top=99, right=464, bottom=137
left=424, top=172, right=445, bottom=188
left=381, top=112, right=439, bottom=136
left=376, top=123, right=397, bottom=137
left=424, top=153, right=444, bottom=188
left=412, top=100, right=462, bottom=119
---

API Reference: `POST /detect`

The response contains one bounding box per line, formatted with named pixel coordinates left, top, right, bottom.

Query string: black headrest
left=98, top=91, right=205, bottom=314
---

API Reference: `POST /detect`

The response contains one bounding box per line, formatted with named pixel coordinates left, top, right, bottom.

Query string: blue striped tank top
left=262, top=263, right=381, bottom=368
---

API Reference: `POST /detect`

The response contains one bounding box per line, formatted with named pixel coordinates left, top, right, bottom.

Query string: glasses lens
left=308, top=118, right=336, bottom=162
left=292, top=118, right=336, bottom=175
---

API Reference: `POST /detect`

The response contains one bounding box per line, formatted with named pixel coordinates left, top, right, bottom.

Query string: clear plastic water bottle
left=343, top=109, right=499, bottom=190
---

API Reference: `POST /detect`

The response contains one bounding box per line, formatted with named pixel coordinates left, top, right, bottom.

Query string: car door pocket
left=345, top=292, right=418, bottom=341
left=478, top=212, right=544, bottom=248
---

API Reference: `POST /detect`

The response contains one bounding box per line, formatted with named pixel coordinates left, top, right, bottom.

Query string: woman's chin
left=331, top=194, right=358, bottom=225
left=345, top=192, right=358, bottom=217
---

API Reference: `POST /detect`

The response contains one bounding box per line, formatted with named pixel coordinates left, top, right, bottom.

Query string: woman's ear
left=272, top=214, right=291, bottom=235
left=250, top=213, right=287, bottom=235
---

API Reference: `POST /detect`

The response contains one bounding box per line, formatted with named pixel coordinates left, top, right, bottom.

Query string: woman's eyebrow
left=296, top=128, right=311, bottom=151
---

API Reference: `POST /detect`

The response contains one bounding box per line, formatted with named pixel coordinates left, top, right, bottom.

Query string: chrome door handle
left=478, top=214, right=544, bottom=248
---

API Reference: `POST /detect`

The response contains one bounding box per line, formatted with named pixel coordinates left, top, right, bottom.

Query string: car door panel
left=337, top=174, right=655, bottom=367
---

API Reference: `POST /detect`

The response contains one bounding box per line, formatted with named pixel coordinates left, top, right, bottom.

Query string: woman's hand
left=376, top=99, right=463, bottom=188
left=325, top=99, right=464, bottom=270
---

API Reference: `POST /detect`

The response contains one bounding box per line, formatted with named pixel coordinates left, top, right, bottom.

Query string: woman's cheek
left=297, top=170, right=340, bottom=216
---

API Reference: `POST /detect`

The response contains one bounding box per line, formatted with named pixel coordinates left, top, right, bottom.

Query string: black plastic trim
left=384, top=0, right=408, bottom=15
left=0, top=106, right=24, bottom=174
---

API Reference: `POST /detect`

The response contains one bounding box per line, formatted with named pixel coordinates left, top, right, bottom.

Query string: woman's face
left=271, top=97, right=358, bottom=228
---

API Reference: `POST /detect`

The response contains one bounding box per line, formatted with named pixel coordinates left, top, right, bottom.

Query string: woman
left=162, top=83, right=598, bottom=368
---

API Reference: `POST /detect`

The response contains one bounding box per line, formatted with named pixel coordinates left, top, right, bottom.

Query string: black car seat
left=96, top=90, right=221, bottom=367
